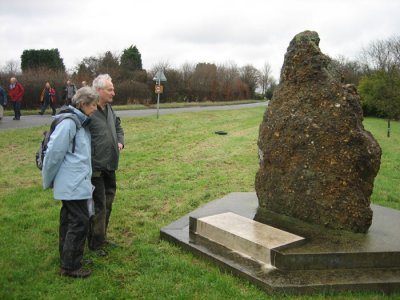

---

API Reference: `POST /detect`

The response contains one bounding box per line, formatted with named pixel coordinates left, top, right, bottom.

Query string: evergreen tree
left=98, top=51, right=119, bottom=73
left=120, top=45, right=142, bottom=72
left=21, top=48, right=65, bottom=71
left=75, top=62, right=92, bottom=83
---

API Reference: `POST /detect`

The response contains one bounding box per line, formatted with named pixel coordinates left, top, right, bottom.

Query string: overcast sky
left=1, top=0, right=399, bottom=79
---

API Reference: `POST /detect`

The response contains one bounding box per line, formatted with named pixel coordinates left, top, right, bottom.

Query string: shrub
left=114, top=80, right=151, bottom=105
left=0, top=68, right=67, bottom=109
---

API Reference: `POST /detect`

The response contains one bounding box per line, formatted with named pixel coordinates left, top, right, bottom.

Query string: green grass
left=0, top=107, right=399, bottom=299
left=4, top=99, right=263, bottom=116
left=365, top=118, right=400, bottom=209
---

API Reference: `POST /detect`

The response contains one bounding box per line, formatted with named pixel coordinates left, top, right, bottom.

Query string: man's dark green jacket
left=88, top=104, right=124, bottom=171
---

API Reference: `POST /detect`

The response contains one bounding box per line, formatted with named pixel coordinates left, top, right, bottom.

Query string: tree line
left=1, top=36, right=399, bottom=120
left=327, top=36, right=400, bottom=121
left=0, top=45, right=276, bottom=109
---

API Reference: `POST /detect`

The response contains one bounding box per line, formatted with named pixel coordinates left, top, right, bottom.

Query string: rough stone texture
left=255, top=31, right=382, bottom=233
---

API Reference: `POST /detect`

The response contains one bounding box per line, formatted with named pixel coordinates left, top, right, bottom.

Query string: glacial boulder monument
left=161, top=31, right=400, bottom=294
left=255, top=30, right=381, bottom=233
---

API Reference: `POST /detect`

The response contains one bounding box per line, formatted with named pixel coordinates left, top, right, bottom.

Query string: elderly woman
left=42, top=87, right=98, bottom=278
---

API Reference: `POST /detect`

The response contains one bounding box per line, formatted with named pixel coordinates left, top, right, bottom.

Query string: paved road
left=0, top=102, right=267, bottom=130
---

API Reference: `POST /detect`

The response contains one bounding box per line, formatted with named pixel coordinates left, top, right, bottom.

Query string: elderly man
left=88, top=74, right=124, bottom=256
left=8, top=77, right=25, bottom=120
left=62, top=80, right=77, bottom=106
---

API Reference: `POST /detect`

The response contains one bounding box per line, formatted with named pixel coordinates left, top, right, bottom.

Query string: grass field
left=0, top=107, right=399, bottom=299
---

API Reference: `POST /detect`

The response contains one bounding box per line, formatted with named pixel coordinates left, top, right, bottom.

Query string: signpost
left=153, top=70, right=167, bottom=119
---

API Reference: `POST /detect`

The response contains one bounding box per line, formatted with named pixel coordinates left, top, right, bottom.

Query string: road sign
left=153, top=70, right=167, bottom=82
left=153, top=70, right=167, bottom=119
left=155, top=84, right=163, bottom=94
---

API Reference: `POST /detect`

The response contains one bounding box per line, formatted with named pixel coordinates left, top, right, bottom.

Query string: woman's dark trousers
left=41, top=99, right=56, bottom=115
left=59, top=200, right=89, bottom=271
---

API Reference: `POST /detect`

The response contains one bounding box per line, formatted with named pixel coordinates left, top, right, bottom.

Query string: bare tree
left=240, top=64, right=261, bottom=99
left=181, top=62, right=194, bottom=81
left=217, top=61, right=240, bottom=100
left=217, top=61, right=239, bottom=82
left=259, top=62, right=272, bottom=96
left=191, top=63, right=218, bottom=101
left=359, top=38, right=395, bottom=72
left=329, top=55, right=363, bottom=85
left=181, top=62, right=195, bottom=101
left=388, top=36, right=400, bottom=66
left=151, top=60, right=171, bottom=74
left=2, top=59, right=21, bottom=75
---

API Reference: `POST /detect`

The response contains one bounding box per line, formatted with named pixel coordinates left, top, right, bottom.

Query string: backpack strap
left=72, top=136, right=76, bottom=153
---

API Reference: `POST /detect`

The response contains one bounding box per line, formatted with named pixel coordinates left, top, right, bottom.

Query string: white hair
left=72, top=86, right=99, bottom=106
left=92, top=74, right=112, bottom=89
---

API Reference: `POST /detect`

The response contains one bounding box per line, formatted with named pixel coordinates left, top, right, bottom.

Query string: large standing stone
left=255, top=31, right=381, bottom=233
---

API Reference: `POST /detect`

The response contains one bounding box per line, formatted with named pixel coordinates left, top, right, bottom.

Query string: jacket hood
left=54, top=105, right=88, bottom=126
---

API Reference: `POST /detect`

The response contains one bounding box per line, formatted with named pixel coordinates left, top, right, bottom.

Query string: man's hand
left=118, top=143, right=124, bottom=151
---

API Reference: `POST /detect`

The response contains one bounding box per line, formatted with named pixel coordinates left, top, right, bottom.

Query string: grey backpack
left=36, top=108, right=80, bottom=170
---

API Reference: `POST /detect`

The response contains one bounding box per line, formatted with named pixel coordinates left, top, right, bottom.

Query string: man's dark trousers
left=12, top=102, right=21, bottom=119
left=88, top=170, right=116, bottom=250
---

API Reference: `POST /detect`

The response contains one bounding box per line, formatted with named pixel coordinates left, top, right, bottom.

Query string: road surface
left=0, top=102, right=267, bottom=130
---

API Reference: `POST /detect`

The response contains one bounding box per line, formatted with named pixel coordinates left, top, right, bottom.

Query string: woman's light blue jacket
left=42, top=106, right=92, bottom=200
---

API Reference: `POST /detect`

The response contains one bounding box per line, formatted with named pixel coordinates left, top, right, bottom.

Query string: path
left=0, top=102, right=267, bottom=130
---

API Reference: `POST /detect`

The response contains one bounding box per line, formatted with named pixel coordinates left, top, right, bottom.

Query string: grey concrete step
left=190, top=212, right=304, bottom=265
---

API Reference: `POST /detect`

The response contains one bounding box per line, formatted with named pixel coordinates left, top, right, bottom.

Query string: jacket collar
left=67, top=105, right=89, bottom=125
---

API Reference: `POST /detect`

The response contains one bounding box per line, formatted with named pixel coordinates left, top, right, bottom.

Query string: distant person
left=8, top=77, right=25, bottom=120
left=0, top=84, right=7, bottom=121
left=88, top=74, right=124, bottom=256
left=81, top=81, right=88, bottom=87
left=39, top=82, right=57, bottom=116
left=42, top=87, right=99, bottom=278
left=62, top=80, right=77, bottom=106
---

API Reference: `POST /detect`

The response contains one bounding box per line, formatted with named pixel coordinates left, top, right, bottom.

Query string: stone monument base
left=160, top=192, right=400, bottom=294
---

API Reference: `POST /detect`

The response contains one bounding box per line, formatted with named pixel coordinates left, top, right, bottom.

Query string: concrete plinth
left=191, top=212, right=304, bottom=265
left=160, top=192, right=400, bottom=294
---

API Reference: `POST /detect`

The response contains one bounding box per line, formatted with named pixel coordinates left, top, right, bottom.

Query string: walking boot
left=60, top=267, right=92, bottom=278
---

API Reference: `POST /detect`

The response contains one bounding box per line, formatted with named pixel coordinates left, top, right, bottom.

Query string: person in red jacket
left=8, top=77, right=25, bottom=120
left=39, top=82, right=57, bottom=115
